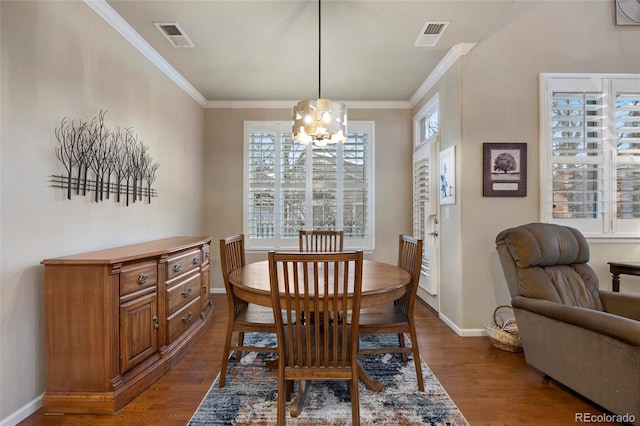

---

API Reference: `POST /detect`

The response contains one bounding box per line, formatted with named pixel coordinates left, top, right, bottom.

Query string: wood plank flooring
left=19, top=294, right=620, bottom=425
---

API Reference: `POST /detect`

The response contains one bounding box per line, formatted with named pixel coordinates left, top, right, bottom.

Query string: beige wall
left=458, top=0, right=640, bottom=329
left=3, top=0, right=640, bottom=422
left=1, top=1, right=205, bottom=421
left=204, top=107, right=413, bottom=289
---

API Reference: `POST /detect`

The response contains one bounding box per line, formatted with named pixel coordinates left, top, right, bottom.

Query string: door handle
left=428, top=231, right=438, bottom=237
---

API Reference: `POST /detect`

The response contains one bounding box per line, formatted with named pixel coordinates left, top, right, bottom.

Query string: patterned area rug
left=189, top=333, right=468, bottom=425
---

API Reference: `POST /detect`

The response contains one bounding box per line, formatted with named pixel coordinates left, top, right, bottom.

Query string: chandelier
left=292, top=0, right=347, bottom=147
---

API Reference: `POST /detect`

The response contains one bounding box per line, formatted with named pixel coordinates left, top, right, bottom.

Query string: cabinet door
left=120, top=291, right=158, bottom=374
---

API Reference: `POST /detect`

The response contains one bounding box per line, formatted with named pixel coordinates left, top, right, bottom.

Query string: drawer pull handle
left=193, top=257, right=200, bottom=265
left=173, top=264, right=182, bottom=273
left=181, top=287, right=192, bottom=298
left=138, top=273, right=148, bottom=285
left=182, top=312, right=193, bottom=323
left=153, top=316, right=159, bottom=330
left=205, top=251, right=210, bottom=259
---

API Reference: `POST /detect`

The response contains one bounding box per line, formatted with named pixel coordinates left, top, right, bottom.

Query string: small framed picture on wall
left=439, top=146, right=456, bottom=205
left=483, top=143, right=527, bottom=197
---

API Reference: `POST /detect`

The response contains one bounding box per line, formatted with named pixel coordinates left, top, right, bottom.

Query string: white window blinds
left=413, top=156, right=430, bottom=277
left=541, top=74, right=640, bottom=236
left=245, top=121, right=374, bottom=250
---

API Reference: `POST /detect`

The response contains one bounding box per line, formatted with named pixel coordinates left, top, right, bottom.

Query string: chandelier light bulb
left=292, top=99, right=347, bottom=147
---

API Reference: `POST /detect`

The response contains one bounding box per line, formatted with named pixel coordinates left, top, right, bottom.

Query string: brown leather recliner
left=496, top=223, right=640, bottom=423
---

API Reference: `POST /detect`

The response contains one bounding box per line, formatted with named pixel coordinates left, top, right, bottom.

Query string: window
left=418, top=94, right=439, bottom=146
left=244, top=121, right=374, bottom=250
left=412, top=94, right=439, bottom=294
left=540, top=74, right=640, bottom=237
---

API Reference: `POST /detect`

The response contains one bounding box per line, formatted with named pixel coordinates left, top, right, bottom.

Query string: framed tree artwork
left=483, top=143, right=527, bottom=197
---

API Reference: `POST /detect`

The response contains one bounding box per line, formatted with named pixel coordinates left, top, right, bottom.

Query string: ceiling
left=102, top=0, right=515, bottom=106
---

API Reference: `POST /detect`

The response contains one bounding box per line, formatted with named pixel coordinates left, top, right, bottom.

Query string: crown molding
left=409, top=42, right=477, bottom=108
left=205, top=100, right=412, bottom=109
left=84, top=0, right=208, bottom=107
left=87, top=0, right=464, bottom=111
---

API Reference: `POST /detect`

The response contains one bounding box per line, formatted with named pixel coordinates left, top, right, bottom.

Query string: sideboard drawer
left=166, top=249, right=201, bottom=281
left=166, top=271, right=200, bottom=316
left=120, top=261, right=157, bottom=296
left=167, top=296, right=201, bottom=342
left=202, top=244, right=210, bottom=266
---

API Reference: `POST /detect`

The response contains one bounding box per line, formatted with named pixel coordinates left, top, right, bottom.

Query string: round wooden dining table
left=229, top=259, right=411, bottom=310
left=228, top=258, right=411, bottom=397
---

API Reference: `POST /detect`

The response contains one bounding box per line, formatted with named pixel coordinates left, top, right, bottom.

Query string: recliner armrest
left=599, top=290, right=640, bottom=322
left=512, top=296, right=640, bottom=346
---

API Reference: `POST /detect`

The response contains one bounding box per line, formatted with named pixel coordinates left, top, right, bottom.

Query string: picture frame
left=439, top=146, right=456, bottom=205
left=483, top=142, right=527, bottom=197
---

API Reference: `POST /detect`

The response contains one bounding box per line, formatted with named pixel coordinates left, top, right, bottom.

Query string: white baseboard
left=438, top=312, right=486, bottom=337
left=1, top=393, right=43, bottom=426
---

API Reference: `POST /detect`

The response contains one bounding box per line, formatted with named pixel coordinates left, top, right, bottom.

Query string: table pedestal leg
left=266, top=358, right=278, bottom=370
left=288, top=363, right=383, bottom=418
left=290, top=380, right=310, bottom=417
left=358, top=362, right=383, bottom=392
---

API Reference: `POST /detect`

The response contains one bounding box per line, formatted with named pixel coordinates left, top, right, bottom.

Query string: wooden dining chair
left=218, top=234, right=278, bottom=388
left=268, top=250, right=363, bottom=425
left=357, top=234, right=425, bottom=391
left=298, top=230, right=344, bottom=252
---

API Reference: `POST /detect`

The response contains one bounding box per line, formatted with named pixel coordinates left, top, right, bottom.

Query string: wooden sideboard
left=41, top=236, right=213, bottom=414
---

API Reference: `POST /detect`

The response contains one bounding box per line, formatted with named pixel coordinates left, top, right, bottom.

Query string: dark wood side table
left=607, top=262, right=640, bottom=292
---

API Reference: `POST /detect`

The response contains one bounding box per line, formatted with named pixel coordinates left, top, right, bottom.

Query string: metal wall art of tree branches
left=51, top=111, right=160, bottom=206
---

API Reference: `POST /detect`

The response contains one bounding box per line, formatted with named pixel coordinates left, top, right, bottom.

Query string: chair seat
left=235, top=304, right=276, bottom=329
left=358, top=305, right=409, bottom=329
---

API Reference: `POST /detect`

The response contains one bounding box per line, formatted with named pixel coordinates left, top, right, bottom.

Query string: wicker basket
left=485, top=305, right=523, bottom=352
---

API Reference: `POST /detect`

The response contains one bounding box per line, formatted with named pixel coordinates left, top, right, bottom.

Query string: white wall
left=0, top=1, right=205, bottom=423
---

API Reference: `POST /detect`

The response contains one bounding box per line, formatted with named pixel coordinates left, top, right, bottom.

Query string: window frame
left=412, top=93, right=440, bottom=293
left=416, top=93, right=440, bottom=149
left=540, top=73, right=640, bottom=240
left=243, top=120, right=375, bottom=251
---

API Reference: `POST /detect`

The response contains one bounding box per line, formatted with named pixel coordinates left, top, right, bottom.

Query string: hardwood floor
left=20, top=294, right=619, bottom=425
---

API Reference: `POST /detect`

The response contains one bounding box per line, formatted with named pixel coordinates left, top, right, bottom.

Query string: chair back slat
left=220, top=234, right=248, bottom=315
left=395, top=235, right=423, bottom=316
left=299, top=230, right=344, bottom=252
left=269, top=251, right=363, bottom=370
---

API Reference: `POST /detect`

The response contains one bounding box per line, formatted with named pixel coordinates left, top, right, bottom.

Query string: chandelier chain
left=318, top=0, right=322, bottom=99
left=291, top=0, right=346, bottom=146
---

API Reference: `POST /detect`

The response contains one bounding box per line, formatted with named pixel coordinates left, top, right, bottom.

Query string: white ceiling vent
left=154, top=22, right=195, bottom=48
left=414, top=21, right=450, bottom=47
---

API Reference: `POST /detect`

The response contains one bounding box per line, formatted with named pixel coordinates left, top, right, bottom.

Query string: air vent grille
left=414, top=21, right=450, bottom=47
left=154, top=22, right=195, bottom=48
left=424, top=23, right=446, bottom=35
left=160, top=24, right=182, bottom=36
